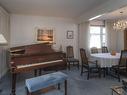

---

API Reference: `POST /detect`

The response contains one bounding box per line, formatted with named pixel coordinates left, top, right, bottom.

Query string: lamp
left=0, top=34, right=7, bottom=93
left=0, top=34, right=7, bottom=44
left=113, top=12, right=127, bottom=31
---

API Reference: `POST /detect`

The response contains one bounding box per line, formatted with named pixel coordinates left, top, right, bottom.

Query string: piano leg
left=34, top=69, right=41, bottom=76
left=10, top=73, right=17, bottom=95
left=39, top=69, right=42, bottom=75
left=34, top=69, right=37, bottom=76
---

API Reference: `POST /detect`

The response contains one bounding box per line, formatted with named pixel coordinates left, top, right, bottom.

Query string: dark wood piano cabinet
left=9, top=43, right=67, bottom=95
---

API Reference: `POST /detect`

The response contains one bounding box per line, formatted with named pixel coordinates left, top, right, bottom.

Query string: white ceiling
left=0, top=0, right=108, bottom=18
left=98, top=6, right=127, bottom=20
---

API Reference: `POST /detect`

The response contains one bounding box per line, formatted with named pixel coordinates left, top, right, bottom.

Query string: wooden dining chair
left=102, top=46, right=108, bottom=53
left=80, top=48, right=101, bottom=80
left=66, top=46, right=79, bottom=70
left=111, top=50, right=127, bottom=82
left=91, top=47, right=98, bottom=54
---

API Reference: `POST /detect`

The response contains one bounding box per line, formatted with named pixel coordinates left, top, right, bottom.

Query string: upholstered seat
left=26, top=71, right=68, bottom=95
left=67, top=58, right=79, bottom=62
left=88, top=63, right=98, bottom=68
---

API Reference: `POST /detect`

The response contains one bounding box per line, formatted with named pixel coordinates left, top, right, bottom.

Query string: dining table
left=91, top=53, right=121, bottom=68
left=91, top=53, right=121, bottom=78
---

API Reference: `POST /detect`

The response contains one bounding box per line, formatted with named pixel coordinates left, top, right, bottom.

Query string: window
left=90, top=26, right=106, bottom=48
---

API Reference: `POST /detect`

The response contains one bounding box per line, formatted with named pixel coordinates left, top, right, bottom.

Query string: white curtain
left=105, top=20, right=124, bottom=52
left=78, top=21, right=90, bottom=56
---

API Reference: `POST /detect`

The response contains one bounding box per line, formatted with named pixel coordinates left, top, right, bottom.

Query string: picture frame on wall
left=67, top=31, right=73, bottom=39
left=36, top=27, right=54, bottom=43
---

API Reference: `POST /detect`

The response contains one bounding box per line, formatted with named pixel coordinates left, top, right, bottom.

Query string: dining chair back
left=119, top=50, right=127, bottom=68
left=111, top=50, right=127, bottom=82
left=66, top=46, right=79, bottom=70
left=91, top=47, right=98, bottom=54
left=80, top=48, right=88, bottom=65
left=80, top=48, right=100, bottom=80
left=66, top=46, right=74, bottom=58
left=102, top=46, right=108, bottom=53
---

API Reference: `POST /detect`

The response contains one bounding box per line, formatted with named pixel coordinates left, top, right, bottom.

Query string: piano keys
left=14, top=59, right=63, bottom=73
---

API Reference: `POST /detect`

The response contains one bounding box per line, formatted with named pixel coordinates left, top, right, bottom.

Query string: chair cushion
left=67, top=58, right=79, bottom=62
left=26, top=72, right=68, bottom=93
left=88, top=63, right=97, bottom=68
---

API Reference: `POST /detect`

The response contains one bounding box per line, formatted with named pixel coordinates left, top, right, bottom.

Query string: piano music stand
left=0, top=34, right=7, bottom=93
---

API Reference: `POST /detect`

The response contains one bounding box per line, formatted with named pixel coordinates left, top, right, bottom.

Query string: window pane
left=90, top=26, right=100, bottom=34
left=102, top=35, right=106, bottom=46
left=102, top=27, right=106, bottom=34
left=90, top=26, right=106, bottom=49
left=90, top=35, right=101, bottom=48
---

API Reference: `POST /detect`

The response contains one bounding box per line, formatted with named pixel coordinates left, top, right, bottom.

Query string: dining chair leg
left=80, top=65, right=83, bottom=76
left=103, top=68, right=106, bottom=77
left=117, top=70, right=120, bottom=82
left=77, top=61, right=79, bottom=70
left=118, top=75, right=120, bottom=82
left=106, top=67, right=108, bottom=75
left=87, top=68, right=90, bottom=80
left=99, top=68, right=101, bottom=78
left=68, top=62, right=70, bottom=70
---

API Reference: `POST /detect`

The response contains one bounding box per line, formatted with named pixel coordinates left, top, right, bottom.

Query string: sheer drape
left=78, top=21, right=90, bottom=56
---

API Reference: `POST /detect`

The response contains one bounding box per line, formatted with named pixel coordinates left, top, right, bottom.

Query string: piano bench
left=25, top=71, right=68, bottom=95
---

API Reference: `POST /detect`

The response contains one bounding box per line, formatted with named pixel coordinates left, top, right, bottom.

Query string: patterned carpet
left=0, top=66, right=123, bottom=95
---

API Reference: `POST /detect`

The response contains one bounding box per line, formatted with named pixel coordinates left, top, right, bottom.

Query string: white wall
left=0, top=6, right=10, bottom=78
left=10, top=14, right=79, bottom=58
left=77, top=0, right=127, bottom=23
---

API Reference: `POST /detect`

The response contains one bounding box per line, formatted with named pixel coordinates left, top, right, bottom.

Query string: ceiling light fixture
left=89, top=14, right=103, bottom=21
left=113, top=12, right=127, bottom=31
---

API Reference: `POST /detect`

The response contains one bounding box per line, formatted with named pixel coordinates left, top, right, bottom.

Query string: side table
left=111, top=85, right=126, bottom=95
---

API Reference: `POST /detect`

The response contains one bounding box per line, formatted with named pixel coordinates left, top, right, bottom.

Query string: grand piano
left=9, top=43, right=67, bottom=95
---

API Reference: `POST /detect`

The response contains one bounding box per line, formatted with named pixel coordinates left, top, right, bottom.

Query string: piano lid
left=10, top=43, right=55, bottom=55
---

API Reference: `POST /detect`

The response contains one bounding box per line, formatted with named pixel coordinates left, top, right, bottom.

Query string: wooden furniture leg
left=58, top=83, right=60, bottom=90
left=68, top=62, right=70, bottom=70
left=39, top=69, right=42, bottom=76
left=65, top=80, right=67, bottom=95
left=34, top=69, right=37, bottom=76
left=77, top=61, right=79, bottom=70
left=10, top=73, right=17, bottom=95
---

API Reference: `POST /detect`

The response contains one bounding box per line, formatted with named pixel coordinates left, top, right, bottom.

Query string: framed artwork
left=36, top=28, right=54, bottom=43
left=67, top=31, right=73, bottom=39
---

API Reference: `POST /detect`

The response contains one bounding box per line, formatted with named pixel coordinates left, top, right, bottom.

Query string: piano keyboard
left=17, top=60, right=63, bottom=69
